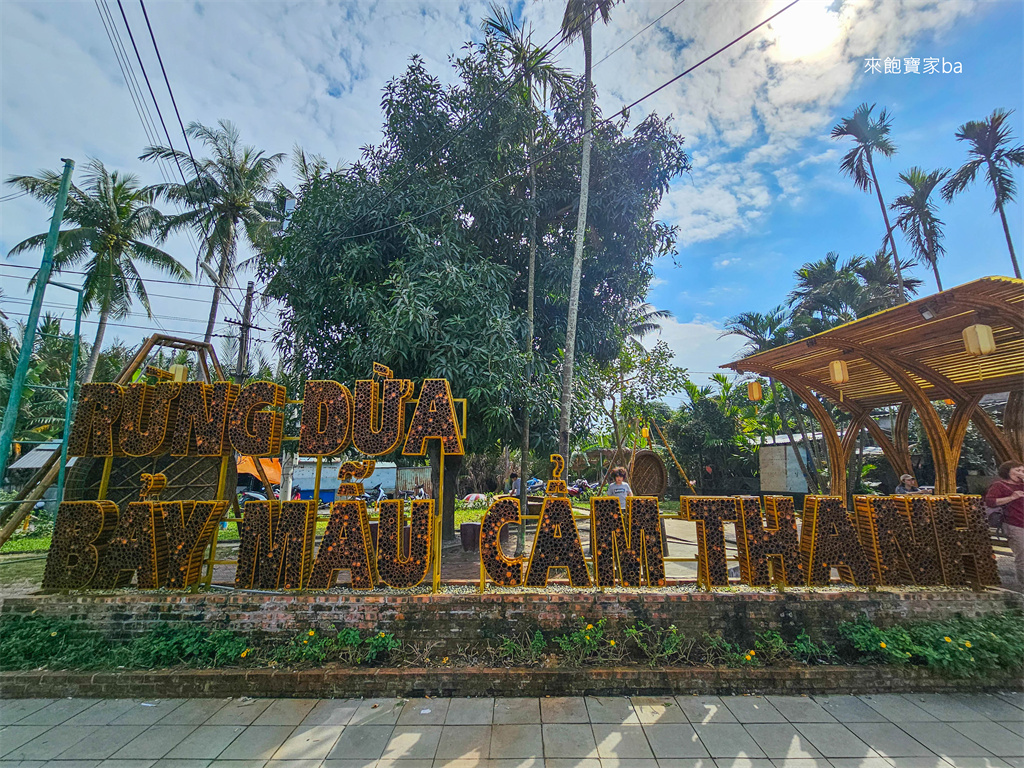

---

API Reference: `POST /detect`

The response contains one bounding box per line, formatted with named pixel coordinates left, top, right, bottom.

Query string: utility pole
left=0, top=158, right=74, bottom=486
left=227, top=281, right=256, bottom=383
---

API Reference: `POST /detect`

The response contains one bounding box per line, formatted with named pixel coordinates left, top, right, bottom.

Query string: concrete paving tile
left=479, top=759, right=541, bottom=768
left=56, top=726, right=150, bottom=759
left=492, top=701, right=540, bottom=726
left=375, top=759, right=432, bottom=768
left=540, top=725, right=597, bottom=759
left=300, top=702, right=359, bottom=727
left=763, top=698, right=834, bottom=723
left=875, top=758, right=949, bottom=768
left=811, top=697, right=885, bottom=723
left=445, top=699, right=493, bottom=726
left=711, top=760, right=773, bottom=768
left=164, top=727, right=247, bottom=759
left=629, top=697, right=686, bottom=725
left=538, top=760, right=601, bottom=768
left=263, top=761, right=323, bottom=768
left=347, top=700, right=405, bottom=727
left=253, top=702, right=318, bottom=727
left=742, top=724, right=820, bottom=759
left=110, top=702, right=187, bottom=726
left=326, top=727, right=392, bottom=761
left=150, top=761, right=213, bottom=768
left=590, top=724, right=653, bottom=759
left=674, top=697, right=738, bottom=724
left=321, top=760, right=378, bottom=768
left=899, top=722, right=996, bottom=757
left=693, top=725, right=766, bottom=760
left=205, top=702, right=273, bottom=728
left=1001, top=758, right=1024, bottom=768
left=96, top=760, right=158, bottom=768
left=997, top=694, right=1024, bottom=712
left=429, top=758, right=499, bottom=768
left=641, top=724, right=708, bottom=759
left=111, top=728, right=200, bottom=761
left=64, top=702, right=140, bottom=727
left=721, top=699, right=785, bottom=725
left=432, top=726, right=490, bottom=760
left=926, top=759, right=1013, bottom=768
left=36, top=760, right=101, bottom=768
left=819, top=760, right=890, bottom=768
left=217, top=728, right=295, bottom=761
left=271, top=726, right=344, bottom=762
left=18, top=702, right=101, bottom=727
left=900, top=695, right=989, bottom=722
left=157, top=702, right=230, bottom=726
left=0, top=726, right=50, bottom=758
left=644, top=760, right=716, bottom=768
left=540, top=699, right=588, bottom=724
left=857, top=697, right=935, bottom=723
left=767, top=760, right=833, bottom=768
left=398, top=701, right=450, bottom=727
left=595, top=759, right=658, bottom=768
left=843, top=723, right=932, bottom=758
left=0, top=761, right=47, bottom=768
left=205, top=761, right=266, bottom=768
left=791, top=724, right=878, bottom=759
left=381, top=726, right=442, bottom=761
left=949, top=720, right=1024, bottom=757
left=953, top=694, right=1024, bottom=723
left=583, top=698, right=637, bottom=725
left=488, top=725, right=542, bottom=759
left=6, top=728, right=95, bottom=760
left=0, top=701, right=55, bottom=725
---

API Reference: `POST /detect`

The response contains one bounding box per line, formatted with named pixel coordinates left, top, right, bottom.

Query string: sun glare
left=769, top=0, right=844, bottom=62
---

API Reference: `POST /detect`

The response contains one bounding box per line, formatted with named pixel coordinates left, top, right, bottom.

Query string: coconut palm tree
left=891, top=167, right=950, bottom=291
left=557, top=0, right=619, bottom=463
left=141, top=120, right=285, bottom=343
left=942, top=108, right=1024, bottom=279
left=6, top=159, right=190, bottom=382
left=485, top=5, right=572, bottom=530
left=831, top=103, right=907, bottom=302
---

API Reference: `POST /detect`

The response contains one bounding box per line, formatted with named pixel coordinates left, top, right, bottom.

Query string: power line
left=1, top=308, right=235, bottom=338
left=2, top=263, right=248, bottom=291
left=1, top=295, right=218, bottom=325
left=338, top=0, right=801, bottom=242
left=593, top=0, right=688, bottom=69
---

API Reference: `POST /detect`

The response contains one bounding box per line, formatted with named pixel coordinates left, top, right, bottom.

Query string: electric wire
left=593, top=0, right=688, bottom=69
left=1, top=308, right=235, bottom=339
left=338, top=0, right=802, bottom=242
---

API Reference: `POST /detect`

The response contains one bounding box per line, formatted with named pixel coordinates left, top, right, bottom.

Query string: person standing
left=607, top=466, right=632, bottom=510
left=510, top=472, right=521, bottom=496
left=894, top=474, right=924, bottom=494
left=985, top=461, right=1024, bottom=586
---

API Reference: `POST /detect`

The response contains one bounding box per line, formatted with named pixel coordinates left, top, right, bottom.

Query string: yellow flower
left=586, top=624, right=594, bottom=630
left=303, top=639, right=308, bottom=644
left=745, top=655, right=751, bottom=661
left=240, top=649, right=248, bottom=658
left=308, top=630, right=315, bottom=636
left=964, top=641, right=972, bottom=648
left=379, top=632, right=386, bottom=638
left=50, top=632, right=57, bottom=637
left=585, top=636, right=591, bottom=641
left=425, top=658, right=431, bottom=663
left=749, top=650, right=756, bottom=656
left=442, top=657, right=449, bottom=664
left=944, top=637, right=952, bottom=643
left=879, top=642, right=887, bottom=649
left=609, top=640, right=616, bottom=647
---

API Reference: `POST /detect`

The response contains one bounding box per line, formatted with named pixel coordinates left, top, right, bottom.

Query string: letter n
left=929, top=495, right=999, bottom=587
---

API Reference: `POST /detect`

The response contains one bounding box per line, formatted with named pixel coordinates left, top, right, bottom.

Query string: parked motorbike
left=567, top=478, right=593, bottom=498
left=360, top=483, right=388, bottom=507
left=238, top=490, right=268, bottom=505
left=526, top=477, right=545, bottom=494
left=397, top=484, right=427, bottom=501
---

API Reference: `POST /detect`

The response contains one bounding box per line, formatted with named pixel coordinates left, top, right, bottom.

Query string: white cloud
left=654, top=315, right=748, bottom=388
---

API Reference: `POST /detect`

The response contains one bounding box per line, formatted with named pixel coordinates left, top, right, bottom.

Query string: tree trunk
left=786, top=389, right=821, bottom=493
left=868, top=155, right=906, bottom=302
left=82, top=308, right=109, bottom=384
left=518, top=131, right=539, bottom=556
left=204, top=237, right=233, bottom=344
left=926, top=231, right=943, bottom=291
left=557, top=18, right=594, bottom=465
left=996, top=194, right=1022, bottom=278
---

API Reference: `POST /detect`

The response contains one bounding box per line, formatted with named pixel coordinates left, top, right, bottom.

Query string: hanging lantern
left=641, top=426, right=649, bottom=440
left=828, top=360, right=850, bottom=385
left=747, top=381, right=763, bottom=401
left=962, top=324, right=996, bottom=356
left=943, top=398, right=955, bottom=406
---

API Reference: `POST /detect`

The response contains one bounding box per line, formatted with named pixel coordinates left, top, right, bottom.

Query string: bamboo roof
left=722, top=276, right=1024, bottom=409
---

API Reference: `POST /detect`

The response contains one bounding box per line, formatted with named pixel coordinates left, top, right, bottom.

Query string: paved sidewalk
left=1, top=693, right=1022, bottom=768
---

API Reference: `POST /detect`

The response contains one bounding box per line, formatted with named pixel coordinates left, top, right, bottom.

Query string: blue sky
left=1, top=0, right=1021, bottom=392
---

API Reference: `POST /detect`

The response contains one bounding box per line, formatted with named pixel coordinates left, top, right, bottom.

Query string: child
left=607, top=466, right=632, bottom=510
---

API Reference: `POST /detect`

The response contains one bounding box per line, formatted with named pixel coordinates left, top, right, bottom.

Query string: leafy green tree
left=942, top=108, right=1024, bottom=278
left=141, top=120, right=285, bottom=343
left=258, top=34, right=686, bottom=538
left=891, top=167, right=950, bottom=291
left=6, top=159, right=190, bottom=382
left=831, top=103, right=907, bottom=301
left=557, top=0, right=620, bottom=464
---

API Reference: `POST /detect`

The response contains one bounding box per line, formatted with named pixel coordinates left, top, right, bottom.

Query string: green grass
left=1, top=535, right=53, bottom=554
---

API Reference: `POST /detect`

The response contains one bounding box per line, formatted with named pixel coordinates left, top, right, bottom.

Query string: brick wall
left=2, top=590, right=1019, bottom=653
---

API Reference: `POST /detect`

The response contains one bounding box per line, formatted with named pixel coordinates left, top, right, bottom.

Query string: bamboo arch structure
left=723, top=277, right=1024, bottom=496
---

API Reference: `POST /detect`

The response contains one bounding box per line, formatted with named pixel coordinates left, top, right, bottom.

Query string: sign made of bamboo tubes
left=590, top=496, right=665, bottom=587
left=41, top=500, right=119, bottom=589
left=479, top=496, right=524, bottom=586
left=353, top=369, right=414, bottom=456
left=171, top=381, right=239, bottom=456
left=375, top=498, right=433, bottom=588
left=299, top=380, right=354, bottom=456
left=67, top=383, right=124, bottom=456
left=683, top=496, right=738, bottom=587
left=801, top=496, right=877, bottom=586
left=118, top=382, right=181, bottom=456
left=403, top=378, right=464, bottom=456
left=306, top=500, right=376, bottom=589
left=734, top=495, right=803, bottom=587
left=235, top=500, right=317, bottom=590
left=524, top=496, right=591, bottom=587
left=932, top=495, right=1000, bottom=586
left=228, top=381, right=287, bottom=457
left=854, top=495, right=943, bottom=586
left=162, top=498, right=229, bottom=589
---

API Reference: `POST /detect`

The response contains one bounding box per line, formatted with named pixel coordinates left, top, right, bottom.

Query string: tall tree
left=942, top=108, right=1024, bottom=279
left=141, top=120, right=284, bottom=343
left=485, top=5, right=571, bottom=517
left=831, top=103, right=907, bottom=302
left=557, top=0, right=619, bottom=464
left=6, top=159, right=190, bottom=382
left=891, top=167, right=950, bottom=291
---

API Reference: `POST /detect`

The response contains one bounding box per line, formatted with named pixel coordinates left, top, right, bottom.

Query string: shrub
left=552, top=618, right=614, bottom=666
left=624, top=621, right=688, bottom=667
left=497, top=630, right=547, bottom=666
left=0, top=616, right=110, bottom=670
left=124, top=624, right=248, bottom=668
